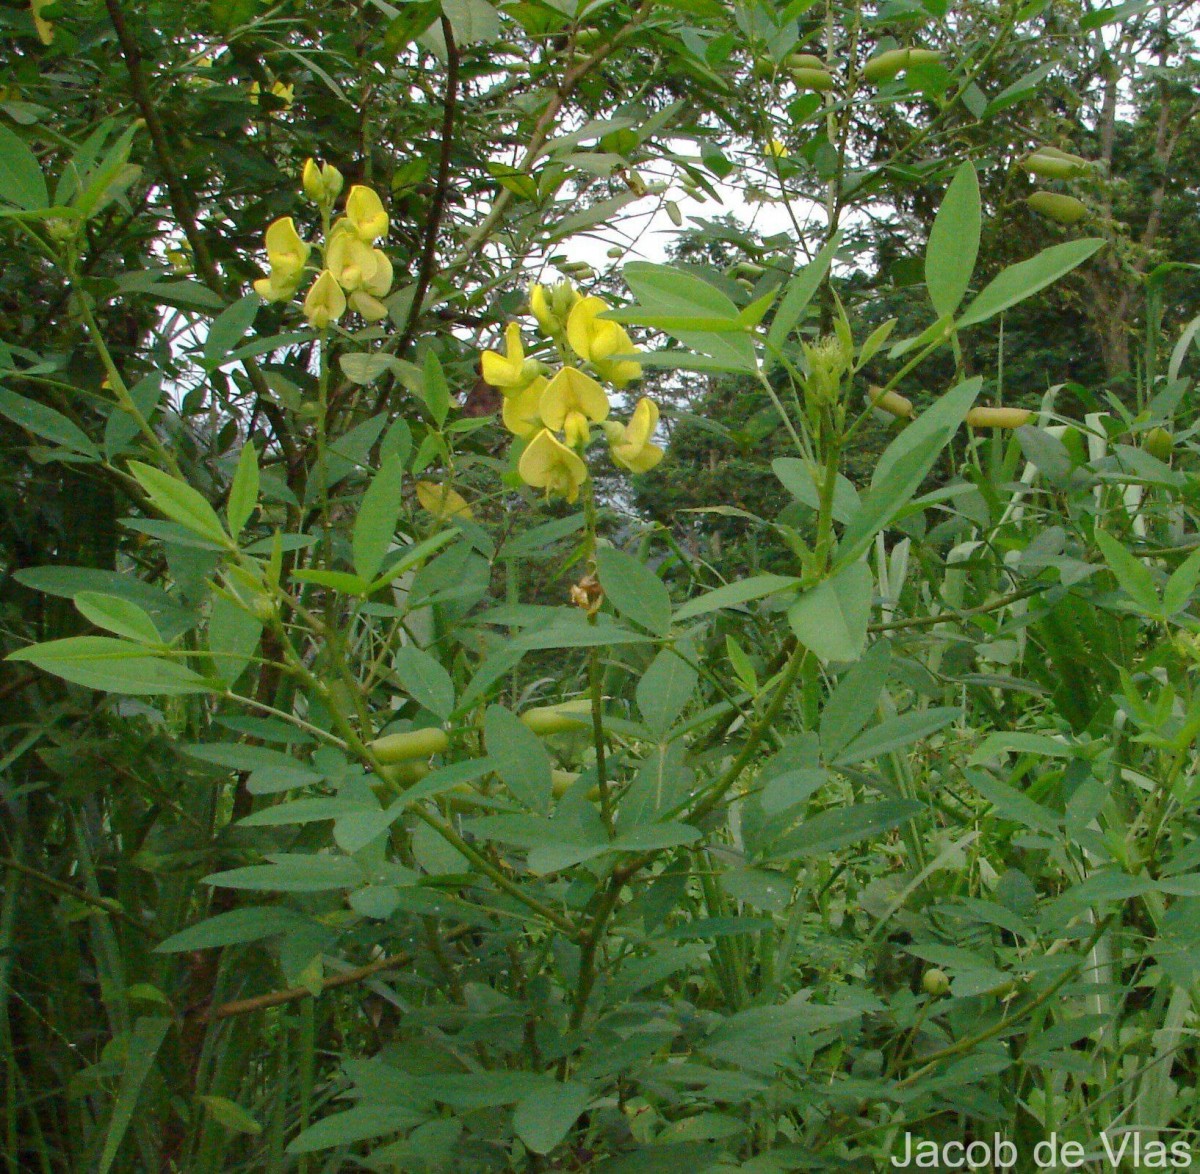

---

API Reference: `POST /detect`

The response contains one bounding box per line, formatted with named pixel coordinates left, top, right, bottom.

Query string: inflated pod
left=1026, top=192, right=1087, bottom=225
left=1144, top=426, right=1174, bottom=461
left=869, top=386, right=915, bottom=420
left=786, top=53, right=825, bottom=70
left=790, top=67, right=834, bottom=91
left=863, top=48, right=909, bottom=81
left=369, top=727, right=449, bottom=764
left=966, top=406, right=1033, bottom=429
left=519, top=701, right=591, bottom=736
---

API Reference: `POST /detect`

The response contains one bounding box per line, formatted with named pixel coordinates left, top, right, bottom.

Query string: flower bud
left=302, top=157, right=344, bottom=206
left=966, top=406, right=1032, bottom=429
left=1026, top=192, right=1087, bottom=225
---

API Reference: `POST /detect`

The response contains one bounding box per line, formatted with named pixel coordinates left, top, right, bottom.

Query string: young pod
left=869, top=386, right=915, bottom=420
left=966, top=406, right=1033, bottom=430
left=863, top=48, right=910, bottom=82
left=1021, top=152, right=1086, bottom=181
left=906, top=48, right=942, bottom=67
left=753, top=56, right=777, bottom=79
left=1033, top=145, right=1091, bottom=167
left=520, top=701, right=591, bottom=736
left=1026, top=192, right=1087, bottom=225
left=922, top=968, right=951, bottom=997
left=790, top=67, right=835, bottom=91
left=787, top=52, right=826, bottom=70
left=1144, top=426, right=1174, bottom=462
left=733, top=260, right=765, bottom=279
left=369, top=726, right=449, bottom=764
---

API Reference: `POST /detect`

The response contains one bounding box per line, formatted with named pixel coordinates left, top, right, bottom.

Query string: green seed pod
left=966, top=406, right=1033, bottom=430
left=733, top=260, right=765, bottom=279
left=666, top=200, right=682, bottom=226
left=906, top=49, right=942, bottom=67
left=1021, top=152, right=1086, bottom=180
left=790, top=67, right=835, bottom=91
left=786, top=52, right=825, bottom=70
left=574, top=27, right=602, bottom=49
left=1026, top=192, right=1087, bottom=225
left=1144, top=426, right=1174, bottom=461
left=520, top=702, right=591, bottom=736
left=753, top=56, right=777, bottom=79
left=863, top=48, right=910, bottom=82
left=735, top=277, right=755, bottom=291
left=869, top=386, right=915, bottom=420
left=1035, top=145, right=1091, bottom=166
left=922, top=968, right=951, bottom=997
left=370, top=727, right=449, bottom=765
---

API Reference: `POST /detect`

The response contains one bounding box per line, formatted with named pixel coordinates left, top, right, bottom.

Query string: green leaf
left=818, top=644, right=890, bottom=759
left=622, top=262, right=756, bottom=371
left=353, top=454, right=405, bottom=581
left=203, top=294, right=259, bottom=367
left=513, top=1083, right=590, bottom=1155
left=673, top=573, right=800, bottom=622
left=772, top=457, right=860, bottom=524
left=340, top=352, right=400, bottom=384
left=288, top=1105, right=425, bottom=1154
left=207, top=594, right=262, bottom=686
left=766, top=231, right=840, bottom=355
left=770, top=799, right=922, bottom=860
left=155, top=906, right=304, bottom=953
left=637, top=645, right=698, bottom=735
left=966, top=768, right=1060, bottom=836
left=838, top=377, right=980, bottom=565
left=196, top=1096, right=262, bottom=1136
left=0, top=387, right=99, bottom=458
left=485, top=704, right=553, bottom=813
left=8, top=636, right=212, bottom=695
left=227, top=442, right=259, bottom=538
left=203, top=854, right=365, bottom=892
left=510, top=613, right=653, bottom=650
left=440, top=0, right=500, bottom=44
left=788, top=561, right=872, bottom=662
left=97, top=1018, right=170, bottom=1174
left=596, top=546, right=672, bottom=636
left=1095, top=530, right=1159, bottom=614
left=1164, top=546, right=1200, bottom=616
left=832, top=707, right=961, bottom=765
left=393, top=645, right=455, bottom=720
left=957, top=239, right=1105, bottom=328
left=925, top=161, right=980, bottom=319
left=422, top=350, right=451, bottom=427
left=128, top=461, right=232, bottom=548
left=0, top=123, right=48, bottom=210
left=74, top=591, right=162, bottom=645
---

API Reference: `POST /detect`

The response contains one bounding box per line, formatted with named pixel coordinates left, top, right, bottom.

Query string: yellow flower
left=518, top=428, right=589, bottom=503
left=416, top=481, right=473, bottom=520
left=31, top=0, right=53, bottom=44
left=764, top=138, right=789, bottom=158
left=344, top=185, right=388, bottom=243
left=529, top=279, right=579, bottom=337
left=302, top=158, right=344, bottom=206
left=502, top=375, right=546, bottom=438
left=326, top=229, right=383, bottom=292
left=538, top=367, right=609, bottom=449
left=252, top=217, right=310, bottom=302
left=481, top=322, right=541, bottom=392
left=604, top=397, right=664, bottom=473
left=303, top=270, right=346, bottom=329
left=566, top=296, right=642, bottom=387
left=249, top=79, right=294, bottom=109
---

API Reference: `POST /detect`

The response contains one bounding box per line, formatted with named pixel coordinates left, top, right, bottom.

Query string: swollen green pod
left=790, top=67, right=835, bottom=91
left=1026, top=192, right=1087, bottom=225
left=370, top=726, right=449, bottom=764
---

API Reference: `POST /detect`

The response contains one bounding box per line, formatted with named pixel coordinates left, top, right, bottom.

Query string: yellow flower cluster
left=481, top=282, right=663, bottom=504
left=252, top=166, right=393, bottom=328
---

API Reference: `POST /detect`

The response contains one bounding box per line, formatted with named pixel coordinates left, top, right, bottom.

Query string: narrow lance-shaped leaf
left=925, top=161, right=980, bottom=319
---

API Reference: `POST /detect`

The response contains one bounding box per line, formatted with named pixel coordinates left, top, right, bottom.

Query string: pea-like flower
left=566, top=296, right=642, bottom=387
left=303, top=270, right=346, bottom=329
left=603, top=397, right=664, bottom=472
left=481, top=323, right=542, bottom=393
left=344, top=185, right=388, bottom=243
left=502, top=375, right=546, bottom=438
left=252, top=217, right=311, bottom=302
left=518, top=428, right=589, bottom=503
left=302, top=158, right=344, bottom=207
left=538, top=367, right=610, bottom=449
left=249, top=79, right=294, bottom=109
